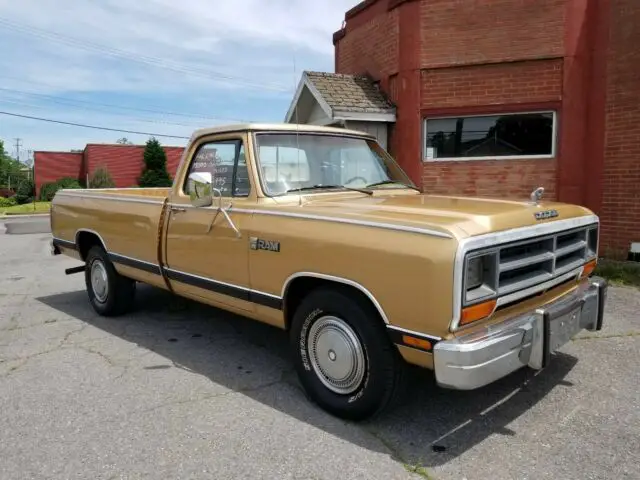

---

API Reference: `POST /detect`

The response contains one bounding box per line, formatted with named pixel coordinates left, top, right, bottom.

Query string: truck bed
left=50, top=187, right=170, bottom=287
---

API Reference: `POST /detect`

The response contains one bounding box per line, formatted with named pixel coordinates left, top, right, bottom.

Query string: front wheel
left=85, top=245, right=136, bottom=316
left=289, top=287, right=405, bottom=421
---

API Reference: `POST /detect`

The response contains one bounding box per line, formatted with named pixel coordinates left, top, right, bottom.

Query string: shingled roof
left=285, top=71, right=396, bottom=124
left=305, top=71, right=395, bottom=114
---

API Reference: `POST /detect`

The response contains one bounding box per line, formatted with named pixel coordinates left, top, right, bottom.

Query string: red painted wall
left=34, top=144, right=185, bottom=196
left=334, top=0, right=638, bottom=255
left=84, top=144, right=184, bottom=188
left=34, top=152, right=84, bottom=197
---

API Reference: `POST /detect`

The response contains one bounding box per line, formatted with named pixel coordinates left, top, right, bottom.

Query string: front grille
left=496, top=224, right=598, bottom=297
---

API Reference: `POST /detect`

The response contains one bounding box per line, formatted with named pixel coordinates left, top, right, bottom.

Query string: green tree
left=89, top=165, right=116, bottom=188
left=138, top=137, right=172, bottom=187
left=0, top=139, right=28, bottom=191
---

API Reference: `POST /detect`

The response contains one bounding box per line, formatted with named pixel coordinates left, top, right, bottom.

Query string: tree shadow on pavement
left=37, top=284, right=579, bottom=469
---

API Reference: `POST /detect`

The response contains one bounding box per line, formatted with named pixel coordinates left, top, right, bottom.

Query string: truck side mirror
left=188, top=171, right=213, bottom=208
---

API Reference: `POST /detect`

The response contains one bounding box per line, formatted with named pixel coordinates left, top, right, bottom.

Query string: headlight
left=464, top=252, right=498, bottom=305
left=466, top=257, right=483, bottom=289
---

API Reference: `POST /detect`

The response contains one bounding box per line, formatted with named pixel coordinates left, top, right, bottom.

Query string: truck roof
left=191, top=122, right=376, bottom=139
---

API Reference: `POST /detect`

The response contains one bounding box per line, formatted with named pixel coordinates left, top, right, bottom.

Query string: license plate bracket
left=541, top=300, right=585, bottom=368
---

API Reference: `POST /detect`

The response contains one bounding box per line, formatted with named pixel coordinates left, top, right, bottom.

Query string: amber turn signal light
left=581, top=259, right=597, bottom=278
left=401, top=335, right=432, bottom=351
left=460, top=299, right=497, bottom=326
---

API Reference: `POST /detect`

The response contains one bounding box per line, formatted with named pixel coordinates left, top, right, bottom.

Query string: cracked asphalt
left=1, top=231, right=639, bottom=480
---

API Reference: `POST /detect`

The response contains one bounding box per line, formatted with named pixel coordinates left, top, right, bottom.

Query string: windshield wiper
left=286, top=184, right=373, bottom=195
left=365, top=180, right=421, bottom=192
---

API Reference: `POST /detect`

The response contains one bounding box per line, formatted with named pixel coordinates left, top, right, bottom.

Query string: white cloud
left=0, top=0, right=360, bottom=152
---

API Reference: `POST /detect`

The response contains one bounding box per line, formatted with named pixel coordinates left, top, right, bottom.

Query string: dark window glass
left=425, top=112, right=554, bottom=159
left=184, top=139, right=250, bottom=197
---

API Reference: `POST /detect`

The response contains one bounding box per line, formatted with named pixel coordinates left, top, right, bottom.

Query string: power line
left=0, top=110, right=191, bottom=139
left=0, top=17, right=291, bottom=92
left=0, top=86, right=246, bottom=123
left=0, top=97, right=212, bottom=128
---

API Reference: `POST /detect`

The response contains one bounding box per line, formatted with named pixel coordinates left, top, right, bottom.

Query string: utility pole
left=14, top=138, right=22, bottom=162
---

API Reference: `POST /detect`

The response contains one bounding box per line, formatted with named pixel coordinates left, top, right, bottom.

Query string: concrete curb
left=0, top=213, right=50, bottom=219
left=3, top=218, right=51, bottom=235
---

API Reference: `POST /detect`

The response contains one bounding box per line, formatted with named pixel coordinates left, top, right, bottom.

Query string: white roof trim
left=334, top=111, right=396, bottom=123
left=284, top=73, right=333, bottom=123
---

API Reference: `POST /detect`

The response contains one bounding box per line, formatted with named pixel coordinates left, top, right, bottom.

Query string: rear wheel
left=289, top=287, right=404, bottom=421
left=85, top=245, right=136, bottom=316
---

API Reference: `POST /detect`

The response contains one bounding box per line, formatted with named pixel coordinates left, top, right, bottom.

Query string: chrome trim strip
left=450, top=214, right=599, bottom=331
left=56, top=191, right=164, bottom=205
left=386, top=324, right=442, bottom=342
left=167, top=204, right=453, bottom=239
left=281, top=271, right=391, bottom=324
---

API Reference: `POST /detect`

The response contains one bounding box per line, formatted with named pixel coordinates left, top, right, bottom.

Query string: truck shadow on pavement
left=37, top=284, right=579, bottom=469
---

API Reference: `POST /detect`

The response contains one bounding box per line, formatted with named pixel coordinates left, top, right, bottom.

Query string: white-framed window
left=423, top=110, right=557, bottom=162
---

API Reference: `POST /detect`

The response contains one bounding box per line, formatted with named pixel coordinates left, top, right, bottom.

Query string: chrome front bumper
left=433, top=276, right=608, bottom=390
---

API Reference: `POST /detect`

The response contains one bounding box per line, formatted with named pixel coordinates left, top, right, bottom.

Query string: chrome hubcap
left=307, top=315, right=366, bottom=395
left=90, top=260, right=108, bottom=303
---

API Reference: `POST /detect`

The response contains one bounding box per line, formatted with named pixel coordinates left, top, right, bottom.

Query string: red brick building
left=286, top=0, right=639, bottom=258
left=34, top=144, right=185, bottom=196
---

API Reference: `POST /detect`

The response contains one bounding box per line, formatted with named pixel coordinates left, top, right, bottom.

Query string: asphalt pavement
left=1, top=232, right=638, bottom=480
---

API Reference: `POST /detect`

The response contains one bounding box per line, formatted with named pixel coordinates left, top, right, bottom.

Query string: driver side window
left=184, top=139, right=250, bottom=197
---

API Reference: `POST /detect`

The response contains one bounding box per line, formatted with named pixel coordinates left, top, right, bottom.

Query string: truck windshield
left=253, top=132, right=417, bottom=196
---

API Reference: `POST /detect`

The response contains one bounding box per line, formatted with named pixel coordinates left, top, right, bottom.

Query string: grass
left=403, top=463, right=436, bottom=479
left=594, top=258, right=640, bottom=288
left=0, top=201, right=51, bottom=216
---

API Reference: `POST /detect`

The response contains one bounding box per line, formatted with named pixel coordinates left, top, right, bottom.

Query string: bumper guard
left=433, top=276, right=608, bottom=390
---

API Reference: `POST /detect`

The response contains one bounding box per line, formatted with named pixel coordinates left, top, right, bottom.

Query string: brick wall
left=420, top=59, right=563, bottom=109
left=335, top=6, right=399, bottom=81
left=422, top=159, right=556, bottom=199
left=333, top=0, right=637, bottom=255
left=601, top=0, right=640, bottom=256
left=420, top=59, right=562, bottom=200
left=419, top=0, right=565, bottom=68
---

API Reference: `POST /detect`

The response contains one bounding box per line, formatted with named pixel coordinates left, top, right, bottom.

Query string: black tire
left=289, top=286, right=405, bottom=421
left=84, top=245, right=136, bottom=316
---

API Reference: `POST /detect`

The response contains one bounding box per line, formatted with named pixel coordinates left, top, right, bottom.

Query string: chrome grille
left=497, top=224, right=598, bottom=296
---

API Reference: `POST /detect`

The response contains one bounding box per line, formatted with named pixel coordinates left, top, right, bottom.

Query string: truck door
left=164, top=133, right=255, bottom=312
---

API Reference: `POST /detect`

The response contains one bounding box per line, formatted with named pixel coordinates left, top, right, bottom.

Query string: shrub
left=0, top=196, right=18, bottom=207
left=138, top=138, right=172, bottom=187
left=15, top=178, right=35, bottom=204
left=89, top=165, right=115, bottom=188
left=39, top=177, right=82, bottom=201
left=0, top=187, right=15, bottom=198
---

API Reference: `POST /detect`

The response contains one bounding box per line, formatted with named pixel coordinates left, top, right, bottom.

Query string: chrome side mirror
left=188, top=172, right=213, bottom=207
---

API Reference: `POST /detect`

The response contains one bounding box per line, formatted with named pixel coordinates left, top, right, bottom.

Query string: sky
left=0, top=0, right=358, bottom=162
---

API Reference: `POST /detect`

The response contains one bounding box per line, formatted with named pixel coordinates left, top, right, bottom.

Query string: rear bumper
left=433, top=276, right=608, bottom=390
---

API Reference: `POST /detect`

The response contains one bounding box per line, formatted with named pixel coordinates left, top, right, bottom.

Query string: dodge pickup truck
left=50, top=123, right=607, bottom=420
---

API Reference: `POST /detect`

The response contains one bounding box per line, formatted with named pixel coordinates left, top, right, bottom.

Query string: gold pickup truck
left=50, top=123, right=607, bottom=420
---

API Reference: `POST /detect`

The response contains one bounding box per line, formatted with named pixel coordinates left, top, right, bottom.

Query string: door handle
left=171, top=206, right=187, bottom=213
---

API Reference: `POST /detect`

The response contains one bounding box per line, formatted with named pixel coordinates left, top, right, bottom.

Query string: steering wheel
left=344, top=176, right=367, bottom=185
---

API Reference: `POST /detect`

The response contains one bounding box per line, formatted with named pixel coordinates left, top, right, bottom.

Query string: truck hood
left=293, top=192, right=594, bottom=238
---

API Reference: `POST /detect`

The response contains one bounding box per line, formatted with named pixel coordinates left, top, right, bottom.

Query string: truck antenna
left=292, top=48, right=302, bottom=207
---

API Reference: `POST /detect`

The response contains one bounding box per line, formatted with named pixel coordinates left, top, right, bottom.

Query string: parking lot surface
left=1, top=232, right=639, bottom=480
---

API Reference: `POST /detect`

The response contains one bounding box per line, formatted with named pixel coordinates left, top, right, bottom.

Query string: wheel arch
left=281, top=272, right=390, bottom=331
left=75, top=229, right=108, bottom=261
